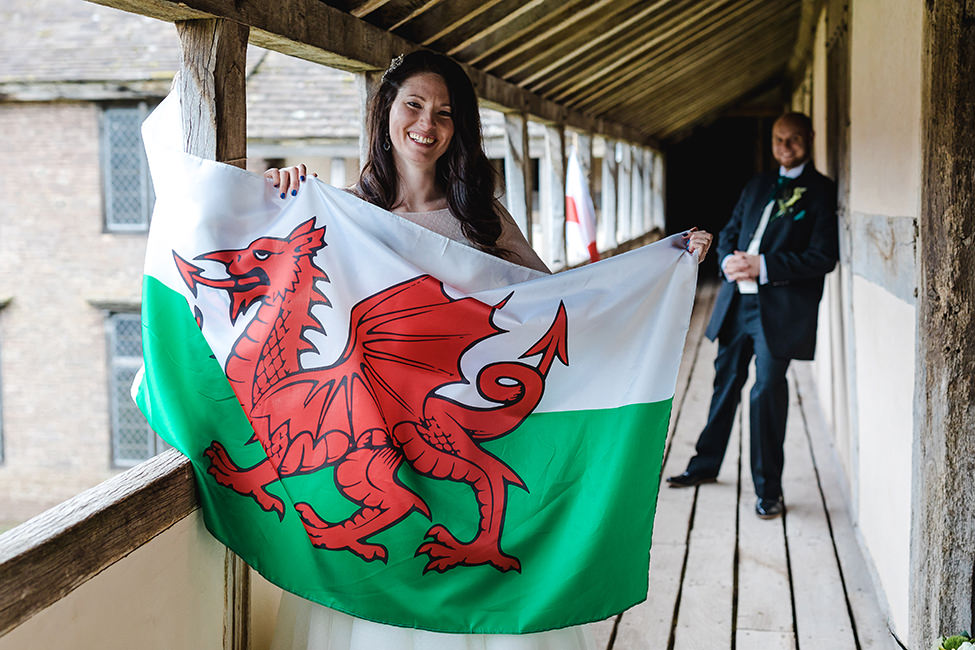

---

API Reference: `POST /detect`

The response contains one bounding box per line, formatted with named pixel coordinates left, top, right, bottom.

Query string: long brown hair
left=356, top=51, right=506, bottom=257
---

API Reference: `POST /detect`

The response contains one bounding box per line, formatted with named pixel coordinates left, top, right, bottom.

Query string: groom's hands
left=723, top=251, right=761, bottom=281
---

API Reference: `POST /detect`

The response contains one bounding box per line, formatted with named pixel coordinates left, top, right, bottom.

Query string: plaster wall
left=0, top=514, right=226, bottom=650
left=846, top=0, right=921, bottom=638
left=851, top=273, right=914, bottom=636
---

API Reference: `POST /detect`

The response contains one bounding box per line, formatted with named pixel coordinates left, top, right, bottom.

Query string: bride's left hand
left=683, top=227, right=712, bottom=263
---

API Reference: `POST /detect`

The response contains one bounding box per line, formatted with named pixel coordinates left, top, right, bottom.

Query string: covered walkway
left=588, top=284, right=899, bottom=650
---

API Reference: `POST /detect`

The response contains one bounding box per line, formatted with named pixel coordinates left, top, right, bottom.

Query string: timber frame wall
left=912, top=1, right=975, bottom=647
left=0, top=0, right=665, bottom=641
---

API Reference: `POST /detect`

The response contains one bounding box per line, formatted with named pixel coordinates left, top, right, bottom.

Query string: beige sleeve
left=495, top=202, right=550, bottom=274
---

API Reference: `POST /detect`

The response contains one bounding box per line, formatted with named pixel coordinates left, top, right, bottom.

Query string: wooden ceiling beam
left=429, top=0, right=549, bottom=56
left=349, top=0, right=398, bottom=19
left=556, top=0, right=775, bottom=109
left=620, top=38, right=790, bottom=126
left=575, top=1, right=790, bottom=116
left=513, top=0, right=700, bottom=91
left=451, top=0, right=590, bottom=63
left=479, top=0, right=648, bottom=75
left=384, top=0, right=451, bottom=32
left=628, top=48, right=790, bottom=136
left=84, top=0, right=653, bottom=144
left=611, top=23, right=794, bottom=128
left=392, top=0, right=508, bottom=46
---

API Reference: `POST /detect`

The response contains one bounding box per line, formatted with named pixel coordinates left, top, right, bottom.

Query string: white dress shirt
left=723, top=161, right=807, bottom=293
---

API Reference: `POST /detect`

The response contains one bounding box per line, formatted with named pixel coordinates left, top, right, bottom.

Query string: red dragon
left=173, top=218, right=567, bottom=573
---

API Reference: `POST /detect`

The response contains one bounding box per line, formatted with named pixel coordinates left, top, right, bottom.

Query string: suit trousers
left=687, top=293, right=791, bottom=500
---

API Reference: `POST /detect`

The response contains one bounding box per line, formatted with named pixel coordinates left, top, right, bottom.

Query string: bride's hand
left=264, top=164, right=317, bottom=199
left=683, top=227, right=713, bottom=263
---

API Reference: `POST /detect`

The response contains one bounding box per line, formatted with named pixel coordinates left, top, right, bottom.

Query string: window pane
left=109, top=313, right=154, bottom=466
left=112, top=364, right=151, bottom=464
left=104, top=106, right=153, bottom=230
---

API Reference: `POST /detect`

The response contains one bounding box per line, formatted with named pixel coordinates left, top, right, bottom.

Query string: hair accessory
left=382, top=54, right=405, bottom=83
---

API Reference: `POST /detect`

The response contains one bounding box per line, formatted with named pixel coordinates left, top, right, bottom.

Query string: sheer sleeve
left=495, top=203, right=550, bottom=274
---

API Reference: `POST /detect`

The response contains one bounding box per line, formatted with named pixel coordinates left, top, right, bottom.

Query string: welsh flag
left=134, top=89, right=697, bottom=634
left=565, top=147, right=600, bottom=264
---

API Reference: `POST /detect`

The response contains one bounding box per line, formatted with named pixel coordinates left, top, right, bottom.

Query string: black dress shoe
left=666, top=470, right=717, bottom=488
left=755, top=497, right=785, bottom=519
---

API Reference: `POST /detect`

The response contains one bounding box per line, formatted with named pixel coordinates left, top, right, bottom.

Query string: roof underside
left=322, top=0, right=803, bottom=140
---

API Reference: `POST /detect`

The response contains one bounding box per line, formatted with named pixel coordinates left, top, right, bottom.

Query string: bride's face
left=387, top=72, right=455, bottom=171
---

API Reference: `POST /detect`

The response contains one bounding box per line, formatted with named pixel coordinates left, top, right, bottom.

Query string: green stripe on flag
left=137, top=276, right=672, bottom=634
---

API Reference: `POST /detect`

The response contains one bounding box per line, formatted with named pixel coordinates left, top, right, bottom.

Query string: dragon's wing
left=272, top=275, right=503, bottom=442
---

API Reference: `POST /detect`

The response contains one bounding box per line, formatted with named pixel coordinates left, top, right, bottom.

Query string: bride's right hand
left=264, top=164, right=317, bottom=199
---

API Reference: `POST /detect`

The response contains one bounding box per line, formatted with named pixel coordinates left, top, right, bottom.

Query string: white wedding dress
left=268, top=207, right=596, bottom=650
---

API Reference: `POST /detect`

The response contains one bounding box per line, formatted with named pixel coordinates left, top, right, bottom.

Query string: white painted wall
left=805, top=0, right=922, bottom=640
left=0, top=514, right=226, bottom=650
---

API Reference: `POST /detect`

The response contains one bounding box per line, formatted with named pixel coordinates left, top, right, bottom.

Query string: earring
left=383, top=134, right=391, bottom=151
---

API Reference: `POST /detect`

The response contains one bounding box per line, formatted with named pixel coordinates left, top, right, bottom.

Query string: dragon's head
left=173, top=218, right=327, bottom=323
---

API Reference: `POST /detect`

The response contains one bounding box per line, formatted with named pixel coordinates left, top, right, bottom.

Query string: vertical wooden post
left=912, top=2, right=975, bottom=647
left=630, top=147, right=644, bottom=237
left=176, top=19, right=249, bottom=167
left=329, top=157, right=347, bottom=187
left=652, top=150, right=665, bottom=231
left=540, top=123, right=566, bottom=269
left=617, top=143, right=633, bottom=243
left=503, top=111, right=533, bottom=242
left=576, top=131, right=594, bottom=257
left=176, top=19, right=250, bottom=650
left=356, top=70, right=383, bottom=170
left=642, top=148, right=654, bottom=232
left=599, top=138, right=619, bottom=250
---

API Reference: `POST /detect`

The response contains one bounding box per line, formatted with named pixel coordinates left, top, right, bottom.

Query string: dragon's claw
left=416, top=525, right=521, bottom=573
left=295, top=502, right=389, bottom=563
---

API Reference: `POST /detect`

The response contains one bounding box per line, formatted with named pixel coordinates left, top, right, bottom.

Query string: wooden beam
left=176, top=18, right=249, bottom=166
left=539, top=124, right=566, bottom=269
left=912, top=2, right=975, bottom=648
left=651, top=150, right=665, bottom=230
left=480, top=0, right=649, bottom=77
left=629, top=147, right=644, bottom=237
left=85, top=0, right=651, bottom=145
left=458, top=0, right=594, bottom=64
left=0, top=450, right=196, bottom=636
left=442, top=0, right=560, bottom=58
left=521, top=0, right=707, bottom=95
left=356, top=70, right=383, bottom=169
left=503, top=112, right=533, bottom=243
left=565, top=0, right=778, bottom=112
left=599, top=138, right=619, bottom=251
left=393, top=0, right=507, bottom=47
left=617, top=143, right=633, bottom=243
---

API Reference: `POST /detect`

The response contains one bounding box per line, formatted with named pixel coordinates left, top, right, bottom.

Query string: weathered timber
left=84, top=0, right=652, bottom=145
left=598, top=139, right=618, bottom=251
left=356, top=70, right=383, bottom=169
left=539, top=124, right=566, bottom=269
left=0, top=450, right=196, bottom=636
left=912, top=1, right=975, bottom=647
left=616, top=144, right=633, bottom=243
left=503, top=111, right=532, bottom=243
left=176, top=18, right=249, bottom=166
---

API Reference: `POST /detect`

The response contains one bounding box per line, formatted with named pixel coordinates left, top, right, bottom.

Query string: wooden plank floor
left=591, top=283, right=902, bottom=650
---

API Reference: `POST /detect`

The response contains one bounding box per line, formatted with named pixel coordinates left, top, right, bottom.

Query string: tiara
left=382, top=54, right=405, bottom=83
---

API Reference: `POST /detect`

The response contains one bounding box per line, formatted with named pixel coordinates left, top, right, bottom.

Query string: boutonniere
left=773, top=186, right=806, bottom=220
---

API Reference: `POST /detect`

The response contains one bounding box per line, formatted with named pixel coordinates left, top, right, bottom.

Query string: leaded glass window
left=109, top=313, right=165, bottom=466
left=101, top=104, right=154, bottom=232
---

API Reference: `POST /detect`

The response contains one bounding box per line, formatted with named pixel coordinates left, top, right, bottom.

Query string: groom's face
left=771, top=118, right=811, bottom=170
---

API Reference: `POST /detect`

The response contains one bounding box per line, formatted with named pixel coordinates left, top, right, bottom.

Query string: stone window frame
left=99, top=102, right=156, bottom=233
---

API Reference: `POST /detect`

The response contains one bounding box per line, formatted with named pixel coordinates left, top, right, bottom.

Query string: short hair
left=776, top=112, right=813, bottom=136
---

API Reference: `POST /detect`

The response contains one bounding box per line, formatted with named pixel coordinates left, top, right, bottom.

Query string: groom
left=667, top=112, right=838, bottom=519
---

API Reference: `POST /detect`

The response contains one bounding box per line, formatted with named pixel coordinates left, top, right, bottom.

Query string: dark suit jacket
left=704, top=164, right=838, bottom=360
